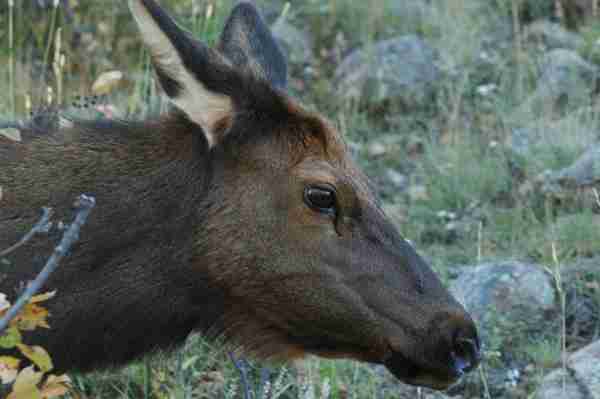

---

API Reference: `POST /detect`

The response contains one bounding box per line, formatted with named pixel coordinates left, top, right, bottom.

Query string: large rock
left=515, top=49, right=598, bottom=118
left=271, top=18, right=314, bottom=68
left=539, top=49, right=598, bottom=100
left=547, top=144, right=600, bottom=187
left=536, top=144, right=600, bottom=201
left=507, top=111, right=598, bottom=157
left=525, top=20, right=585, bottom=51
left=334, top=35, right=440, bottom=109
left=450, top=261, right=556, bottom=348
left=536, top=340, right=600, bottom=399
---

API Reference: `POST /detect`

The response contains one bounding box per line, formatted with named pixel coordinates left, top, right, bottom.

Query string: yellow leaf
left=17, top=344, right=53, bottom=372
left=91, top=70, right=124, bottom=95
left=0, top=356, right=21, bottom=384
left=7, top=366, right=43, bottom=399
left=14, top=303, right=50, bottom=331
left=41, top=374, right=71, bottom=399
left=29, top=292, right=56, bottom=304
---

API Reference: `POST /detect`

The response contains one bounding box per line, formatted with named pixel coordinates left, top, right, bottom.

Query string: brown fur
left=0, top=1, right=480, bottom=390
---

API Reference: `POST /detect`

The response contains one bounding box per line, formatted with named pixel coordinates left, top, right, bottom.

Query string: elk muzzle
left=384, top=310, right=481, bottom=389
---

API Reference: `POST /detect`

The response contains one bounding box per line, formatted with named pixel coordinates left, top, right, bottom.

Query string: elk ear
left=129, top=0, right=233, bottom=147
left=218, top=2, right=288, bottom=89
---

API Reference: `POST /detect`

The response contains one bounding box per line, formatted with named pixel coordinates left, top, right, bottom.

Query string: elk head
left=10, top=0, right=477, bottom=389
left=127, top=0, right=480, bottom=389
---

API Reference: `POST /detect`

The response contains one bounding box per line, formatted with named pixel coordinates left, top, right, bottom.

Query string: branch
left=228, top=352, right=251, bottom=399
left=0, top=120, right=23, bottom=130
left=0, top=207, right=53, bottom=257
left=0, top=194, right=96, bottom=333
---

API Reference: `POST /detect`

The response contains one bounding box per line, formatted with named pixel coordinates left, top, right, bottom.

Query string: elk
left=0, top=0, right=480, bottom=390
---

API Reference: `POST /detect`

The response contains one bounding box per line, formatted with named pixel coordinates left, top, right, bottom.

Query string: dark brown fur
left=0, top=1, right=480, bottom=389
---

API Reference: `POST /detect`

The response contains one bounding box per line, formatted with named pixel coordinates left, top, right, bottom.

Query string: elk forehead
left=288, top=108, right=375, bottom=205
left=279, top=101, right=350, bottom=166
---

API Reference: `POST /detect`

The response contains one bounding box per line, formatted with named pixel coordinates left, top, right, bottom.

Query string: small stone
left=91, top=70, right=124, bottom=95
left=384, top=169, right=407, bottom=190
left=408, top=185, right=429, bottom=201
left=476, top=83, right=498, bottom=96
left=367, top=141, right=387, bottom=157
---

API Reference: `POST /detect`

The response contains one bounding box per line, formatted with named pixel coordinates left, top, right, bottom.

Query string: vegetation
left=1, top=0, right=599, bottom=397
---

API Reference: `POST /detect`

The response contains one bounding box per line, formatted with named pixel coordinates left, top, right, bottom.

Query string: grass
left=1, top=0, right=600, bottom=398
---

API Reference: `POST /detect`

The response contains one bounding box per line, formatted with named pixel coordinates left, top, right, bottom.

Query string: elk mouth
left=288, top=335, right=474, bottom=390
left=382, top=344, right=474, bottom=390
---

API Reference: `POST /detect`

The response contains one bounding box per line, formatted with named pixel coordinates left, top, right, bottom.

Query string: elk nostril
left=451, top=337, right=481, bottom=375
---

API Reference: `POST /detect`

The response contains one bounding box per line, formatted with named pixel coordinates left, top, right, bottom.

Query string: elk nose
left=450, top=334, right=481, bottom=375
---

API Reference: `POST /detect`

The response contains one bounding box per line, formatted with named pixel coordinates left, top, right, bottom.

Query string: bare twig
left=511, top=0, right=523, bottom=100
left=0, top=119, right=24, bottom=130
left=0, top=207, right=53, bottom=257
left=258, top=366, right=271, bottom=398
left=478, top=362, right=492, bottom=399
left=229, top=352, right=251, bottom=399
left=0, top=194, right=95, bottom=333
left=8, top=0, right=15, bottom=118
left=550, top=239, right=567, bottom=396
left=593, top=188, right=600, bottom=209
left=477, top=220, right=483, bottom=262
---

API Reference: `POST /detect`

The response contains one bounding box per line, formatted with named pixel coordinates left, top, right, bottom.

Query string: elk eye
left=304, top=185, right=337, bottom=215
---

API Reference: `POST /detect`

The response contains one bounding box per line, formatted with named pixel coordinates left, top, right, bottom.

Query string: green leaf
left=17, top=345, right=53, bottom=373
left=0, top=327, right=22, bottom=349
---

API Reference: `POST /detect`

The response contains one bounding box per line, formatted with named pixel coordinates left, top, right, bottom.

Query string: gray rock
left=365, top=134, right=404, bottom=158
left=507, top=112, right=598, bottom=157
left=450, top=261, right=556, bottom=348
left=408, top=185, right=429, bottom=202
left=271, top=18, right=314, bottom=67
left=346, top=140, right=362, bottom=159
left=525, top=20, right=585, bottom=51
left=515, top=49, right=598, bottom=118
left=550, top=144, right=600, bottom=186
left=540, top=49, right=597, bottom=97
left=535, top=143, right=600, bottom=197
left=334, top=35, right=439, bottom=109
left=367, top=141, right=387, bottom=158
left=535, top=340, right=600, bottom=399
left=384, top=169, right=407, bottom=190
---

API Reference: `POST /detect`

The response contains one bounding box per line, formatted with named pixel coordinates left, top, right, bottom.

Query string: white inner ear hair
left=129, top=0, right=233, bottom=147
